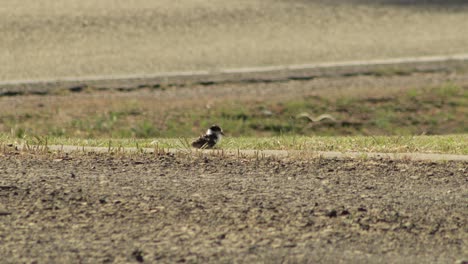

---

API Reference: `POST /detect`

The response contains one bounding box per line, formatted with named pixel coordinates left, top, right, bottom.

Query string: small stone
left=0, top=210, right=11, bottom=216
left=326, top=209, right=338, bottom=218
left=131, top=249, right=144, bottom=263
left=341, top=209, right=350, bottom=216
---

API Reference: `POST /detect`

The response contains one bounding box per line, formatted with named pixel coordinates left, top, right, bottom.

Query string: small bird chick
left=191, top=125, right=224, bottom=149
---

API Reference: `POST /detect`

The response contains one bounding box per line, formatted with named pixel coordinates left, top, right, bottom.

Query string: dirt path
left=0, top=151, right=466, bottom=263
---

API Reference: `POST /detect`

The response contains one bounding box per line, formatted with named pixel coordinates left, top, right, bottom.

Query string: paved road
left=2, top=54, right=468, bottom=94
left=2, top=1, right=468, bottom=81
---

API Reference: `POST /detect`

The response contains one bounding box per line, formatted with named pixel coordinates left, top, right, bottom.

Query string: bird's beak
left=221, top=131, right=225, bottom=136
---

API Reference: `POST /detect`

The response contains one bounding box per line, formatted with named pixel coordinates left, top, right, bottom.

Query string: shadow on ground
left=300, top=0, right=468, bottom=7
left=371, top=0, right=468, bottom=5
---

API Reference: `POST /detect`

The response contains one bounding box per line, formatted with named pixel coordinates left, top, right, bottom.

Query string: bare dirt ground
left=2, top=0, right=468, bottom=80
left=0, top=151, right=466, bottom=263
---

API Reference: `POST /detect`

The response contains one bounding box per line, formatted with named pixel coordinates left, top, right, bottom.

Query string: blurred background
left=2, top=0, right=468, bottom=80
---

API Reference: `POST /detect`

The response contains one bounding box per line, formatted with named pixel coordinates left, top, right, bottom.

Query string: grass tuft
left=1, top=134, right=466, bottom=155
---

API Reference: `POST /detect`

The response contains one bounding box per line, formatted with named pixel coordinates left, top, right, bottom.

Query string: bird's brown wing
left=191, top=136, right=210, bottom=149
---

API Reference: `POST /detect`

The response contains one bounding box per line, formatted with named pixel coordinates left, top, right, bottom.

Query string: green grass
left=2, top=134, right=467, bottom=155
left=2, top=82, right=467, bottom=155
left=4, top=83, right=467, bottom=138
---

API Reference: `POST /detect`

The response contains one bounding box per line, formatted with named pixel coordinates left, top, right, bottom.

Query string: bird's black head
left=209, top=125, right=224, bottom=135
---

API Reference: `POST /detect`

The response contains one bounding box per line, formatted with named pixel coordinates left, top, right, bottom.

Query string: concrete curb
left=2, top=53, right=468, bottom=94
left=35, top=145, right=468, bottom=162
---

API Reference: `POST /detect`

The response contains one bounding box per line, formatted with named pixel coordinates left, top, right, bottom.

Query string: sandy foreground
left=2, top=1, right=468, bottom=80
left=0, top=151, right=467, bottom=263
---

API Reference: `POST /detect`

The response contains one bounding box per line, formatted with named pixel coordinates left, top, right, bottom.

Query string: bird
left=191, top=125, right=225, bottom=149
